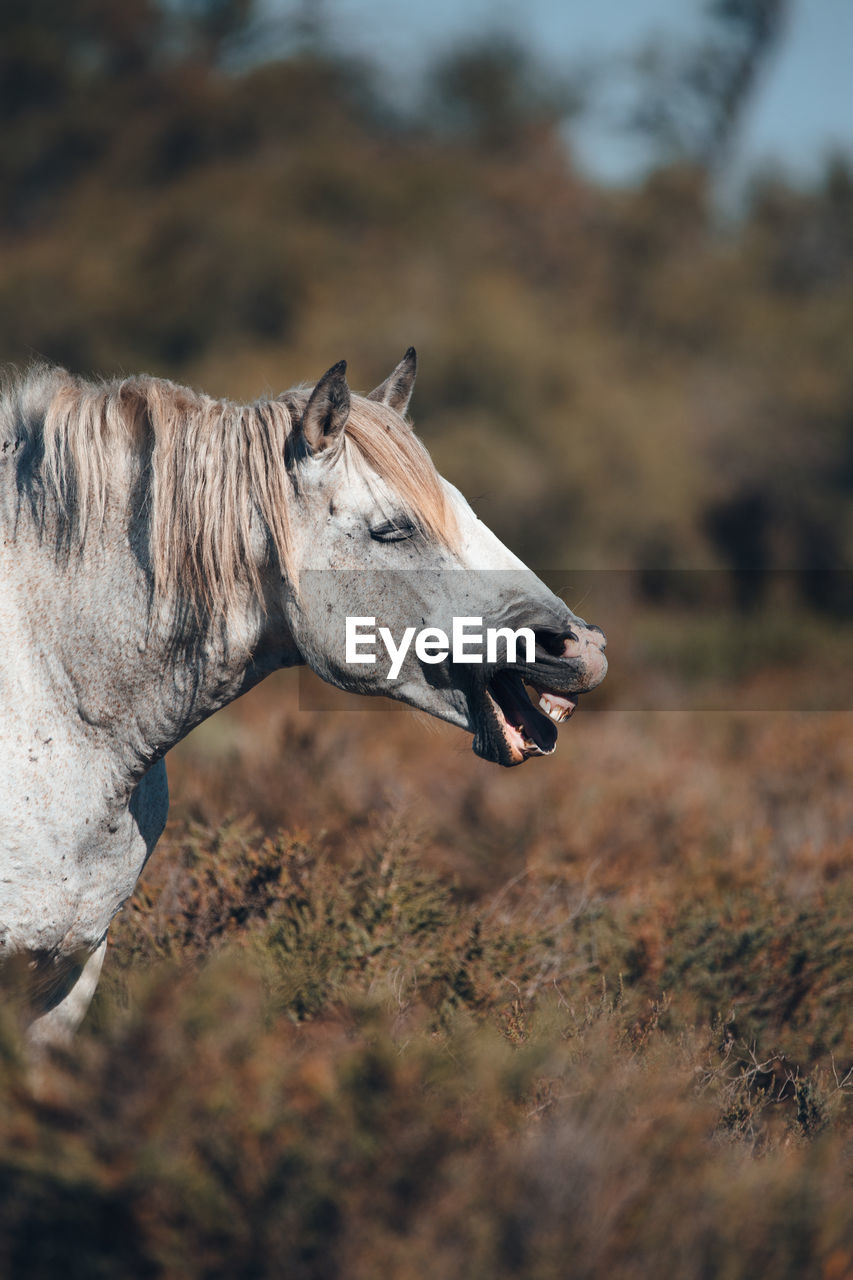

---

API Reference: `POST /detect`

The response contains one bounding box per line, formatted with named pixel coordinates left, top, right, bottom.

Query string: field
left=3, top=650, right=853, bottom=1279
left=3, top=5, right=853, bottom=1273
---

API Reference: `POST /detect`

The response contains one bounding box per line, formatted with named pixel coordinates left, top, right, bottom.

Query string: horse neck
left=0, top=482, right=298, bottom=788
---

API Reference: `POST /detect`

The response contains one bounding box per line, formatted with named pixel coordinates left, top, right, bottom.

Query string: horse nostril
left=536, top=628, right=576, bottom=656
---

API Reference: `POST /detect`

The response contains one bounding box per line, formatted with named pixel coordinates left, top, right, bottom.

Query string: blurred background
left=2, top=0, right=853, bottom=703
left=7, top=10, right=853, bottom=1273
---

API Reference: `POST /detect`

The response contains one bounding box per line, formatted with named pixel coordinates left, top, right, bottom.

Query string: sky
left=261, top=0, right=853, bottom=189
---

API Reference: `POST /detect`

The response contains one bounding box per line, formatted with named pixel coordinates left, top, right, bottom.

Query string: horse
left=0, top=349, right=607, bottom=1050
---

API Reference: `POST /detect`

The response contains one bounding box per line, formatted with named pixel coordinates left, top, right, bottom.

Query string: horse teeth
left=538, top=695, right=568, bottom=723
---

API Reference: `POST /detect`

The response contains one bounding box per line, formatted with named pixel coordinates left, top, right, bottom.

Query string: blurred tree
left=165, top=0, right=255, bottom=65
left=746, top=153, right=853, bottom=293
left=0, top=0, right=851, bottom=604
left=703, top=490, right=771, bottom=612
left=631, top=0, right=789, bottom=172
left=0, top=0, right=170, bottom=226
left=0, top=0, right=265, bottom=225
left=424, top=36, right=583, bottom=152
left=0, top=0, right=162, bottom=117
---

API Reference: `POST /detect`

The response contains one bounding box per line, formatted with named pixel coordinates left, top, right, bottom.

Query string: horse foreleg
left=25, top=935, right=108, bottom=1054
left=20, top=761, right=169, bottom=1055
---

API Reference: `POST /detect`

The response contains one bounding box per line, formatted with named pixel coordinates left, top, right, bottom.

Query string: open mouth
left=484, top=669, right=579, bottom=764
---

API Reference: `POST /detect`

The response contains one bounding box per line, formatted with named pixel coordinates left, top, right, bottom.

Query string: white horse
left=0, top=350, right=606, bottom=1049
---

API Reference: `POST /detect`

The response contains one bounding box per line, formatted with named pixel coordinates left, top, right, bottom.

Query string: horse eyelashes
left=369, top=518, right=417, bottom=542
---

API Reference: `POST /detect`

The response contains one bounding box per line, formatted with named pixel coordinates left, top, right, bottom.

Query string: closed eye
left=369, top=516, right=417, bottom=542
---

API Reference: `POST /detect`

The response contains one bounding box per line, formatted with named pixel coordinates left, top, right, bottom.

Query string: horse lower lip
left=486, top=672, right=560, bottom=756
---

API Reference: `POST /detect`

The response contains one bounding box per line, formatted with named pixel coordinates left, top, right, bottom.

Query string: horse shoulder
left=0, top=735, right=169, bottom=959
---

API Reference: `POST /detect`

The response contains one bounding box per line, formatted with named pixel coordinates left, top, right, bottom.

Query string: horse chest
left=2, top=825, right=137, bottom=950
left=0, top=735, right=161, bottom=957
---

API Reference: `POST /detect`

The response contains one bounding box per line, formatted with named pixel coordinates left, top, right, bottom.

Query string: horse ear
left=367, top=347, right=417, bottom=415
left=301, top=360, right=351, bottom=453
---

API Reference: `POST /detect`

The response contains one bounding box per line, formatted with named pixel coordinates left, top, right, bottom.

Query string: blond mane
left=0, top=365, right=458, bottom=618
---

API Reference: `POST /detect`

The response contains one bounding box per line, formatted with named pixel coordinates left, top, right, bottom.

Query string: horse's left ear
left=367, top=347, right=417, bottom=415
left=301, top=360, right=351, bottom=453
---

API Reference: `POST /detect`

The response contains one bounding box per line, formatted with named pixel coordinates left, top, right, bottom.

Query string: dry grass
left=3, top=666, right=853, bottom=1278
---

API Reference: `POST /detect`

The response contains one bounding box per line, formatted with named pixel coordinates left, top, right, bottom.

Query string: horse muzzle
left=471, top=622, right=607, bottom=766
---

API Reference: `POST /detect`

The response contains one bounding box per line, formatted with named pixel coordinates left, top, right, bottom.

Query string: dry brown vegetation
left=3, top=677, right=853, bottom=1278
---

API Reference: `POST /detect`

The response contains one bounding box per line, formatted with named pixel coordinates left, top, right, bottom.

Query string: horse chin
left=473, top=671, right=579, bottom=767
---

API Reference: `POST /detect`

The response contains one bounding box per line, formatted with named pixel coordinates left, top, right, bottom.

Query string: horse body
left=0, top=352, right=606, bottom=1047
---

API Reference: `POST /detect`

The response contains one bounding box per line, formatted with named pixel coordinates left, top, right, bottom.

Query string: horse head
left=280, top=352, right=607, bottom=766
